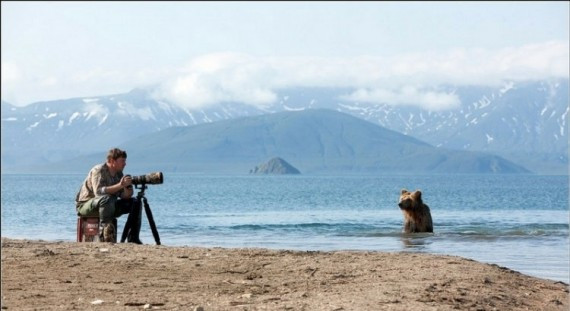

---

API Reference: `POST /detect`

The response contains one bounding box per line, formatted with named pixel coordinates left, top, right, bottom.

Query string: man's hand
left=121, top=175, right=133, bottom=188
left=120, top=175, right=134, bottom=198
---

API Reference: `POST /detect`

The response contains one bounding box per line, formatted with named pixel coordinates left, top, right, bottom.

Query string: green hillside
left=27, top=109, right=531, bottom=174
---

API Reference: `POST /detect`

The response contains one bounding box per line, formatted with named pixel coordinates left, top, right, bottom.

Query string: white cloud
left=493, top=41, right=570, bottom=80
left=155, top=41, right=568, bottom=111
left=1, top=64, right=174, bottom=106
left=39, top=76, right=58, bottom=87
left=154, top=52, right=278, bottom=109
left=1, top=61, right=22, bottom=84
left=117, top=101, right=156, bottom=121
left=1, top=61, right=23, bottom=104
left=340, top=87, right=461, bottom=111
left=2, top=41, right=568, bottom=109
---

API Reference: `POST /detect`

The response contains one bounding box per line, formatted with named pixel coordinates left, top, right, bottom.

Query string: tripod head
left=135, top=183, right=148, bottom=198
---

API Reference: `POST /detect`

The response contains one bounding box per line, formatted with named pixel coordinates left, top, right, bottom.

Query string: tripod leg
left=120, top=210, right=134, bottom=243
left=128, top=202, right=143, bottom=244
left=143, top=197, right=161, bottom=245
left=121, top=200, right=143, bottom=244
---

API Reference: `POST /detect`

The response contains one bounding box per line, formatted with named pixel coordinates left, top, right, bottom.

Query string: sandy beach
left=1, top=238, right=568, bottom=310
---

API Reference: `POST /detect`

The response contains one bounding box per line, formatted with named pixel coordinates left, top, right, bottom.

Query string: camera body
left=126, top=172, right=163, bottom=186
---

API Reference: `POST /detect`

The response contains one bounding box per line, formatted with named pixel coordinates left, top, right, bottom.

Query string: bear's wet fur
left=398, top=189, right=433, bottom=233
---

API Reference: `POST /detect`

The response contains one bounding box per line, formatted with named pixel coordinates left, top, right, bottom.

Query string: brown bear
left=398, top=189, right=433, bottom=233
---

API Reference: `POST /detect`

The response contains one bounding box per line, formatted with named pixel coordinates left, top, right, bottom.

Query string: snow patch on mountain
left=26, top=121, right=40, bottom=132
left=284, top=105, right=305, bottom=111
left=117, top=101, right=155, bottom=120
left=98, top=114, right=108, bottom=126
left=83, top=102, right=108, bottom=122
left=499, top=82, right=514, bottom=95
left=1, top=79, right=568, bottom=174
left=68, top=112, right=80, bottom=125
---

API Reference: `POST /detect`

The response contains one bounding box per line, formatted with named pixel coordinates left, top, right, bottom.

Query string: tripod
left=121, top=183, right=161, bottom=245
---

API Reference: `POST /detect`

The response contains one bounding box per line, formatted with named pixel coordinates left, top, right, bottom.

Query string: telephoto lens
left=131, top=172, right=163, bottom=185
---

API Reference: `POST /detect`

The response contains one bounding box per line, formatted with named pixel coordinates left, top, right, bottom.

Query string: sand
left=1, top=238, right=568, bottom=310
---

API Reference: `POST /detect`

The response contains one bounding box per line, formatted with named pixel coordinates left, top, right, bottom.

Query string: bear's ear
left=412, top=190, right=422, bottom=200
left=401, top=189, right=409, bottom=195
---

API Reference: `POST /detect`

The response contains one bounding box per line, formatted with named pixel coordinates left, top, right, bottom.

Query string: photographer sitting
left=75, top=148, right=141, bottom=243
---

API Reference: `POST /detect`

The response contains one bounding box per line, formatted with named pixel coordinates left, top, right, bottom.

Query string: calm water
left=1, top=174, right=569, bottom=283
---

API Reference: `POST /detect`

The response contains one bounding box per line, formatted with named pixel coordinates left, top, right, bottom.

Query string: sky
left=1, top=1, right=569, bottom=110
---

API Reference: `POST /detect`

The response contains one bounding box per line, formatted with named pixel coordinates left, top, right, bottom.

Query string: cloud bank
left=340, top=87, right=461, bottom=111
left=2, top=41, right=568, bottom=110
left=154, top=41, right=569, bottom=111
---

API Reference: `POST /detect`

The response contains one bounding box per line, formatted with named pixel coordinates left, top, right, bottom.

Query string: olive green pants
left=77, top=195, right=135, bottom=223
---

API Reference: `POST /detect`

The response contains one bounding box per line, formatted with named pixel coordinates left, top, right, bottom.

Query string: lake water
left=1, top=174, right=568, bottom=283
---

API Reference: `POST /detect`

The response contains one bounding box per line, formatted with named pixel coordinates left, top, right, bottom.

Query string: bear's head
left=398, top=189, right=422, bottom=211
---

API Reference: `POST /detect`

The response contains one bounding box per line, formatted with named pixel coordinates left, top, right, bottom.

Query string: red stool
left=77, top=216, right=117, bottom=242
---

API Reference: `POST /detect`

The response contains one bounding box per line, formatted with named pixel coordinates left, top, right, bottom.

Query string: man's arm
left=93, top=174, right=132, bottom=196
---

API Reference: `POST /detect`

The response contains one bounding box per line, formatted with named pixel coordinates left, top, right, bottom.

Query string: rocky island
left=250, top=157, right=301, bottom=175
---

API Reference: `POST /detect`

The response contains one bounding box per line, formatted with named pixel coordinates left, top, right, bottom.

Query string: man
left=75, top=148, right=141, bottom=243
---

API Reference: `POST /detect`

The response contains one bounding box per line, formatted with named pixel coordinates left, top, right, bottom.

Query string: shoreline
left=2, top=238, right=569, bottom=310
left=4, top=233, right=568, bottom=284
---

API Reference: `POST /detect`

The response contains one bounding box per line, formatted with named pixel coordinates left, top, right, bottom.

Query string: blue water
left=1, top=174, right=569, bottom=283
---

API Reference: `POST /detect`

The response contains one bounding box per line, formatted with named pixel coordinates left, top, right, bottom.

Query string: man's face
left=110, top=157, right=127, bottom=172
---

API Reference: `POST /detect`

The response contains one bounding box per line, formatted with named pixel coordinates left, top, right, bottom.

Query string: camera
left=128, top=172, right=163, bottom=185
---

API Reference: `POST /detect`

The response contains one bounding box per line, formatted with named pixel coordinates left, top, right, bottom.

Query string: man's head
left=106, top=148, right=127, bottom=173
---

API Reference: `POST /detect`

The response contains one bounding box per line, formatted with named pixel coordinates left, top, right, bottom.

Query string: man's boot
left=98, top=195, right=117, bottom=243
left=101, top=221, right=116, bottom=243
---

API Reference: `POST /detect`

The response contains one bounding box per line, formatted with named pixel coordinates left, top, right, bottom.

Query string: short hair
left=107, top=148, right=127, bottom=161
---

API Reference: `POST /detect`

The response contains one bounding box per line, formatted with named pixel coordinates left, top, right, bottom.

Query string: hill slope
left=2, top=79, right=567, bottom=174
left=42, top=109, right=529, bottom=174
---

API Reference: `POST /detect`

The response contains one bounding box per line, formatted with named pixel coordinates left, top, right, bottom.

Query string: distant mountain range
left=1, top=79, right=567, bottom=174
left=14, top=109, right=528, bottom=174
